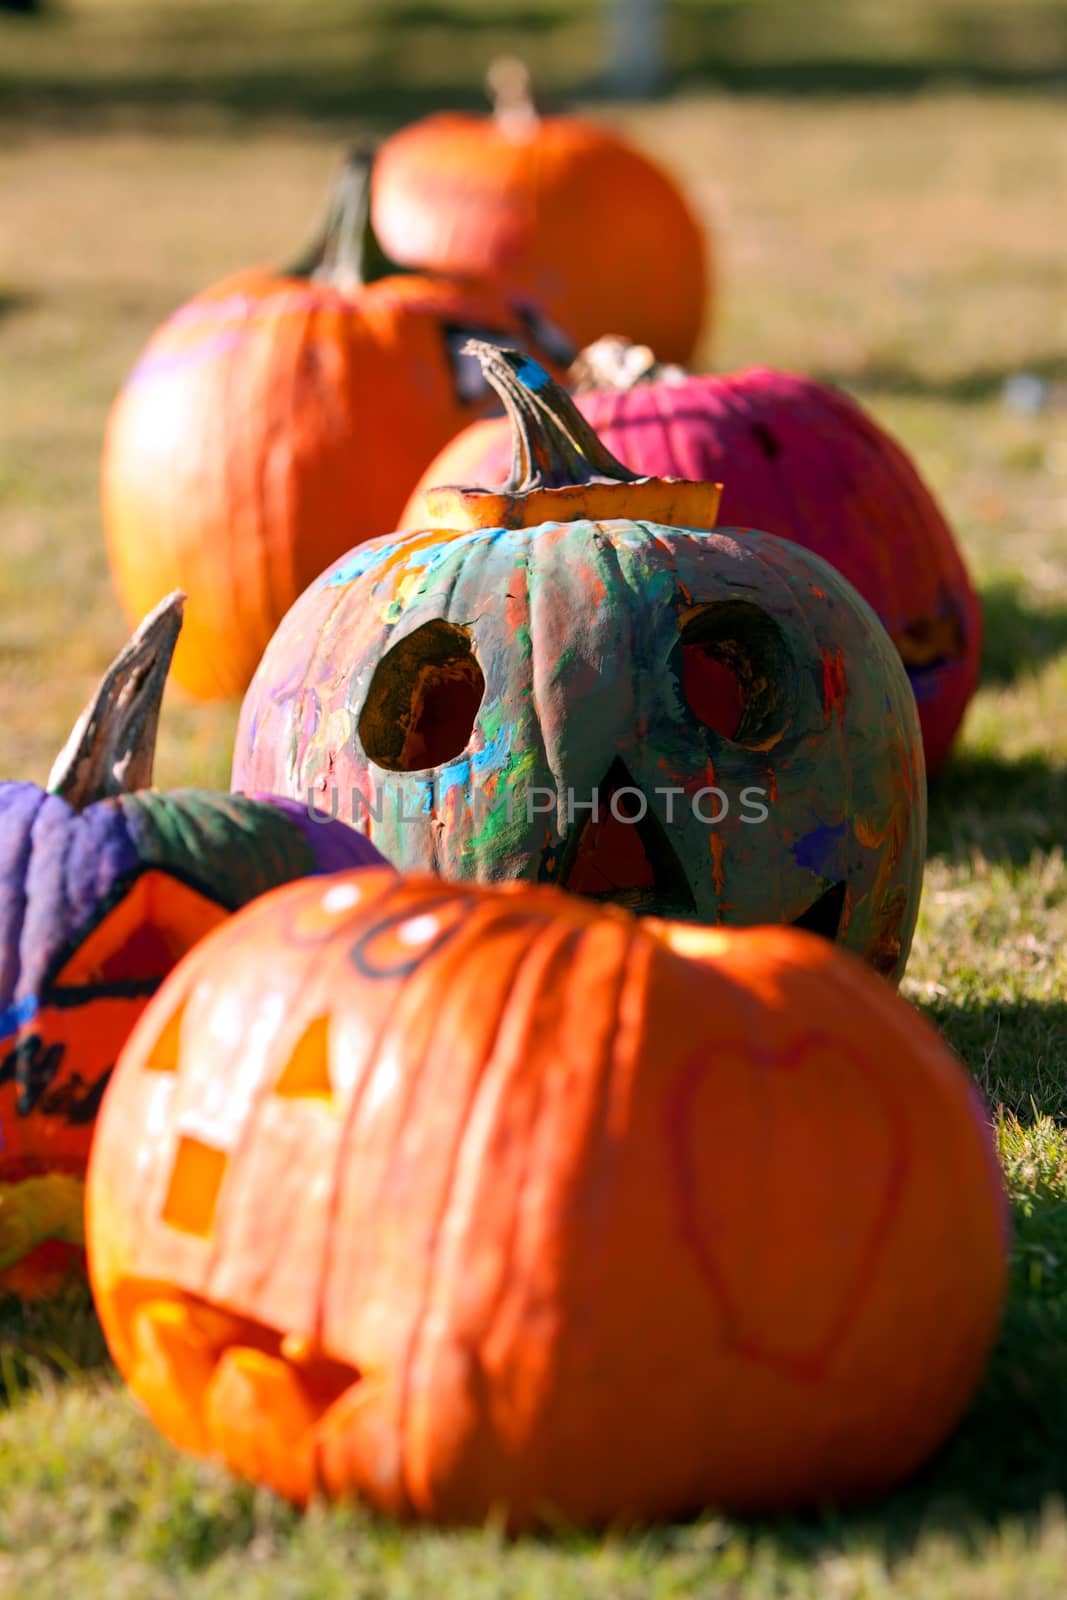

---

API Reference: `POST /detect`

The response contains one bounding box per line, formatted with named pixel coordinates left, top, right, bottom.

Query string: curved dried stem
left=48, top=591, right=185, bottom=809
left=463, top=341, right=639, bottom=493
left=287, top=146, right=407, bottom=289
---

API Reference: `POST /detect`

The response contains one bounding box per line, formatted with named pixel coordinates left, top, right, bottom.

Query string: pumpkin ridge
left=391, top=902, right=566, bottom=1427
left=278, top=876, right=422, bottom=1350
left=309, top=875, right=472, bottom=1360
left=401, top=910, right=587, bottom=1504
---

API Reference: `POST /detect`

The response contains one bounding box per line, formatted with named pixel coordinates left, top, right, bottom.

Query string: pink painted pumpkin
left=402, top=341, right=981, bottom=775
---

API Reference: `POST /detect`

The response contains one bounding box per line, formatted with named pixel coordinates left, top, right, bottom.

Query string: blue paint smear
left=905, top=666, right=942, bottom=702
left=322, top=524, right=517, bottom=590
left=421, top=722, right=515, bottom=806
left=513, top=352, right=553, bottom=391
left=0, top=991, right=39, bottom=1044
left=793, top=820, right=846, bottom=876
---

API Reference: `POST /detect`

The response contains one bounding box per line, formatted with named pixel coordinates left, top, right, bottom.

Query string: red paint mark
left=821, top=648, right=848, bottom=724
left=709, top=831, right=725, bottom=897
left=665, top=1032, right=912, bottom=1385
left=810, top=586, right=827, bottom=600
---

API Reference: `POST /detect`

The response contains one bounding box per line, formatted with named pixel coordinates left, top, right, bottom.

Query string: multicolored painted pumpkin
left=402, top=337, right=981, bottom=775
left=0, top=595, right=387, bottom=1299
left=371, top=61, right=709, bottom=362
left=101, top=147, right=573, bottom=701
left=87, top=867, right=1008, bottom=1527
left=234, top=344, right=925, bottom=983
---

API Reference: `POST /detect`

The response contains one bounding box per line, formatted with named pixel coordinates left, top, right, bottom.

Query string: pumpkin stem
left=569, top=335, right=689, bottom=394
left=287, top=146, right=407, bottom=289
left=486, top=56, right=539, bottom=137
left=47, top=591, right=185, bottom=810
left=463, top=340, right=640, bottom=492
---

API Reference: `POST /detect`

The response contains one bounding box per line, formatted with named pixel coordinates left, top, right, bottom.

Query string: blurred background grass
left=2, top=3, right=1067, bottom=1593
left=1, top=0, right=1066, bottom=128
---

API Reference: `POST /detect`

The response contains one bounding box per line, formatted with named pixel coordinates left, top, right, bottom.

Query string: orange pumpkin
left=372, top=60, right=709, bottom=363
left=101, top=148, right=572, bottom=701
left=0, top=595, right=387, bottom=1302
left=88, top=868, right=1007, bottom=1527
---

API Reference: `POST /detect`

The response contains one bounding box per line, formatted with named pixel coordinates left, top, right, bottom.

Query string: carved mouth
left=790, top=881, right=847, bottom=941
left=111, top=1283, right=361, bottom=1505
left=557, top=758, right=696, bottom=918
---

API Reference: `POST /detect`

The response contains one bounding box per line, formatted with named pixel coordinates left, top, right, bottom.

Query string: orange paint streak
left=709, top=832, right=725, bottom=898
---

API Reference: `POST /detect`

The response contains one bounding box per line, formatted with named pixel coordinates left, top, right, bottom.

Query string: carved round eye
left=359, top=621, right=485, bottom=772
left=676, top=601, right=794, bottom=750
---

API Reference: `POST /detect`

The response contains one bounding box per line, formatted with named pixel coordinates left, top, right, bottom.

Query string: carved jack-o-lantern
left=233, top=346, right=926, bottom=982
left=87, top=868, right=1008, bottom=1527
left=0, top=596, right=386, bottom=1299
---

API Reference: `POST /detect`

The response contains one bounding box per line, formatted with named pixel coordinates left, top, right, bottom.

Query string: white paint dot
left=321, top=882, right=362, bottom=913
left=397, top=913, right=440, bottom=946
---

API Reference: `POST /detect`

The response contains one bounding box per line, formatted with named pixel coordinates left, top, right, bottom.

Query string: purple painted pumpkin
left=0, top=594, right=387, bottom=1299
left=401, top=339, right=981, bottom=775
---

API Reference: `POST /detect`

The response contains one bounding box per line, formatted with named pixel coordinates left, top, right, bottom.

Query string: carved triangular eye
left=359, top=620, right=485, bottom=772
left=142, top=1002, right=187, bottom=1074
left=274, top=1016, right=333, bottom=1101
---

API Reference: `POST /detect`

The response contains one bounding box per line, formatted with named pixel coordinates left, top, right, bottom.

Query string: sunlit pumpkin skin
left=0, top=596, right=387, bottom=1300
left=402, top=342, right=980, bottom=775
left=234, top=345, right=925, bottom=984
left=371, top=62, right=708, bottom=363
left=87, top=866, right=1008, bottom=1526
left=101, top=149, right=572, bottom=701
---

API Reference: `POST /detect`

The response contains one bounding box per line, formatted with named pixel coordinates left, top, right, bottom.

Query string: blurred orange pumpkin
left=101, top=147, right=572, bottom=701
left=372, top=60, right=710, bottom=363
left=88, top=867, right=1007, bottom=1527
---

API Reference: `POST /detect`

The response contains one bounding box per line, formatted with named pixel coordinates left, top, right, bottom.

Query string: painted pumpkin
left=101, top=147, right=573, bottom=701
left=0, top=595, right=387, bottom=1300
left=402, top=337, right=981, bottom=775
left=371, top=60, right=709, bottom=363
left=234, top=344, right=925, bottom=983
left=87, top=867, right=1008, bottom=1526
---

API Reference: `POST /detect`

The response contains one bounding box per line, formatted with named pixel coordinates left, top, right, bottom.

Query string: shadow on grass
left=2, top=0, right=1066, bottom=131
left=917, top=996, right=1067, bottom=1119
left=673, top=54, right=1067, bottom=97
left=815, top=354, right=1067, bottom=407
left=927, top=750, right=1066, bottom=866
left=978, top=578, right=1067, bottom=689
left=0, top=285, right=34, bottom=321
left=0, top=1280, right=111, bottom=1405
left=0, top=65, right=494, bottom=129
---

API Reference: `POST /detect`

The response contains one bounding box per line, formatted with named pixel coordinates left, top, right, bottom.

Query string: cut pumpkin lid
left=422, top=341, right=722, bottom=532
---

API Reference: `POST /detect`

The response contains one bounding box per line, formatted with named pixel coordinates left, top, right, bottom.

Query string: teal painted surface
left=233, top=517, right=926, bottom=982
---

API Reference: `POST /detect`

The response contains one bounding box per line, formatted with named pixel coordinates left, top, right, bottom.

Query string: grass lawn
left=2, top=3, right=1067, bottom=1595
